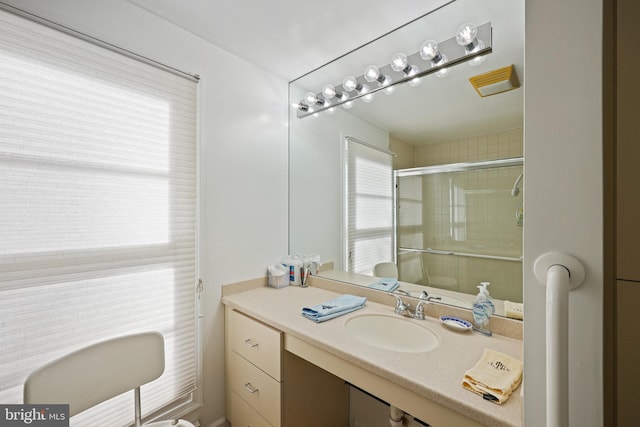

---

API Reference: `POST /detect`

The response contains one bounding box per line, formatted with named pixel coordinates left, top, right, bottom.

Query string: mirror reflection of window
left=450, top=179, right=468, bottom=242
left=396, top=175, right=423, bottom=248
left=344, top=137, right=394, bottom=275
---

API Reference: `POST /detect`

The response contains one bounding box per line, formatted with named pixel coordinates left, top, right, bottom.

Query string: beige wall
left=415, top=128, right=523, bottom=166
left=389, top=135, right=415, bottom=170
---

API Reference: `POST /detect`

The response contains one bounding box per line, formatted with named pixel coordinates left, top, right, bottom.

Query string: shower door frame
left=393, top=156, right=524, bottom=280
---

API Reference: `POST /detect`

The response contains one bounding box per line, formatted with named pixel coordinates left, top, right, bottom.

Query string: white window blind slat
left=344, top=138, right=394, bottom=275
left=0, top=7, right=198, bottom=426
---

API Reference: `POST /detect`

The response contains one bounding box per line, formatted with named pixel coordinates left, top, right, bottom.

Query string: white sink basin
left=409, top=292, right=473, bottom=309
left=344, top=314, right=439, bottom=353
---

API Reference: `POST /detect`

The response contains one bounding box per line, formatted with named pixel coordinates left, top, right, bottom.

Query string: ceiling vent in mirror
left=469, top=65, right=520, bottom=97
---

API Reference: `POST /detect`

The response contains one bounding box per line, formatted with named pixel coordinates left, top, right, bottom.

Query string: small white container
left=267, top=264, right=289, bottom=289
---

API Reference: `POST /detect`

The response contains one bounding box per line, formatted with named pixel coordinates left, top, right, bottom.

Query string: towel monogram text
left=488, top=360, right=511, bottom=371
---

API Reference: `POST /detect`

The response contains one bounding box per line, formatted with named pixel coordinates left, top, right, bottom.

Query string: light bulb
left=304, top=92, right=315, bottom=104
left=456, top=23, right=486, bottom=65
left=456, top=23, right=478, bottom=48
left=322, top=84, right=336, bottom=99
left=364, top=64, right=392, bottom=87
left=390, top=53, right=409, bottom=73
left=305, top=92, right=325, bottom=106
left=364, top=65, right=380, bottom=83
left=419, top=40, right=441, bottom=62
left=391, top=53, right=419, bottom=78
left=291, top=101, right=309, bottom=112
left=342, top=75, right=358, bottom=92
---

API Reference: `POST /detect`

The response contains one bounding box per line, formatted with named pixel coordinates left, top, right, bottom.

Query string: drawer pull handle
left=244, top=338, right=259, bottom=348
left=244, top=382, right=259, bottom=394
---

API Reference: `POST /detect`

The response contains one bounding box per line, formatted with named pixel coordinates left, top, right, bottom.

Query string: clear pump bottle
left=472, top=282, right=494, bottom=336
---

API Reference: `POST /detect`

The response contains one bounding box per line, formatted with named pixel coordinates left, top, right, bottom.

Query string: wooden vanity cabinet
left=227, top=307, right=283, bottom=427
left=225, top=307, right=349, bottom=427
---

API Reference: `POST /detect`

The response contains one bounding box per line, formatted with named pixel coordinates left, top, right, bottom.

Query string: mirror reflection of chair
left=424, top=265, right=459, bottom=290
left=373, top=262, right=398, bottom=279
left=24, top=332, right=194, bottom=427
left=398, top=251, right=458, bottom=291
left=397, top=252, right=426, bottom=285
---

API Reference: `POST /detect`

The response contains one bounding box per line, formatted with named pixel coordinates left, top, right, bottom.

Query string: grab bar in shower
left=398, top=247, right=523, bottom=262
left=533, top=252, right=585, bottom=427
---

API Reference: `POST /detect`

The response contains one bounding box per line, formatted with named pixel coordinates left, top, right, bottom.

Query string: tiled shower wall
left=397, top=128, right=523, bottom=302
left=415, top=128, right=523, bottom=166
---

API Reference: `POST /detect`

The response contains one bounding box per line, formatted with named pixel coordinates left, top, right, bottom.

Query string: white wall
left=524, top=0, right=603, bottom=425
left=289, top=85, right=389, bottom=270
left=2, top=1, right=289, bottom=425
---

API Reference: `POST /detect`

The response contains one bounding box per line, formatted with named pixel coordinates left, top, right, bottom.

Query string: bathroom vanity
left=222, top=277, right=522, bottom=427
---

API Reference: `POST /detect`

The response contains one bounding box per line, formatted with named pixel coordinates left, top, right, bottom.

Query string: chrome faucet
left=388, top=293, right=428, bottom=320
left=395, top=289, right=411, bottom=297
left=413, top=299, right=427, bottom=320
left=389, top=293, right=410, bottom=315
left=419, top=290, right=442, bottom=302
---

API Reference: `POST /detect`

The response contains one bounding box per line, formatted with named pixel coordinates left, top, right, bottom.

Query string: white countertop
left=222, top=285, right=522, bottom=427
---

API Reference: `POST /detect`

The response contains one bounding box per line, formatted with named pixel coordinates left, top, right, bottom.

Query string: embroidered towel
left=302, top=294, right=367, bottom=323
left=462, top=348, right=523, bottom=404
left=367, top=278, right=399, bottom=292
left=504, top=300, right=524, bottom=320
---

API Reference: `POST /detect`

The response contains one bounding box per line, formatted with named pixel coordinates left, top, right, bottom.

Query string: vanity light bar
left=294, top=22, right=492, bottom=119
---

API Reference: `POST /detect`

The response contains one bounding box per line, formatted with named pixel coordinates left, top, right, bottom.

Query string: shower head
left=511, top=172, right=523, bottom=197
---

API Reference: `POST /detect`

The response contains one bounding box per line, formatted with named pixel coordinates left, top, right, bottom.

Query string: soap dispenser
left=472, top=282, right=495, bottom=336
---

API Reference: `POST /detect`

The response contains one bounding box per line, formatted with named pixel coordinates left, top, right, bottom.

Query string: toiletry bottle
left=286, top=255, right=303, bottom=286
left=472, top=282, right=494, bottom=336
left=478, top=282, right=495, bottom=316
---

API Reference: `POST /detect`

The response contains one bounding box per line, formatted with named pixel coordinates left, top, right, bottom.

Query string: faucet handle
left=413, top=300, right=428, bottom=320
left=388, top=293, right=410, bottom=315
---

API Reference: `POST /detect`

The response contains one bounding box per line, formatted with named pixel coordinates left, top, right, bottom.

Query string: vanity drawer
left=229, top=351, right=281, bottom=427
left=228, top=309, right=282, bottom=380
left=230, top=390, right=273, bottom=427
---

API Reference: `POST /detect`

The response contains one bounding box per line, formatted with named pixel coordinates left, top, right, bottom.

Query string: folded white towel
left=504, top=300, right=524, bottom=320
left=462, top=348, right=523, bottom=404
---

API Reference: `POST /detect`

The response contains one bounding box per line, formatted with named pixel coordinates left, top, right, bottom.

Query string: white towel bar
left=533, top=252, right=585, bottom=427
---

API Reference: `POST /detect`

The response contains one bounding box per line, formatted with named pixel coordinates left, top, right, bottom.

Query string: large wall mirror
left=289, top=0, right=524, bottom=317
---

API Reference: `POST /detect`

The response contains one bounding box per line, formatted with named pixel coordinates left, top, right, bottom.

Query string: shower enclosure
left=395, top=157, right=523, bottom=303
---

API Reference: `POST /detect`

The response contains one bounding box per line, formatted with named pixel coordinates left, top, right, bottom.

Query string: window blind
left=0, top=8, right=198, bottom=426
left=344, top=138, right=394, bottom=275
